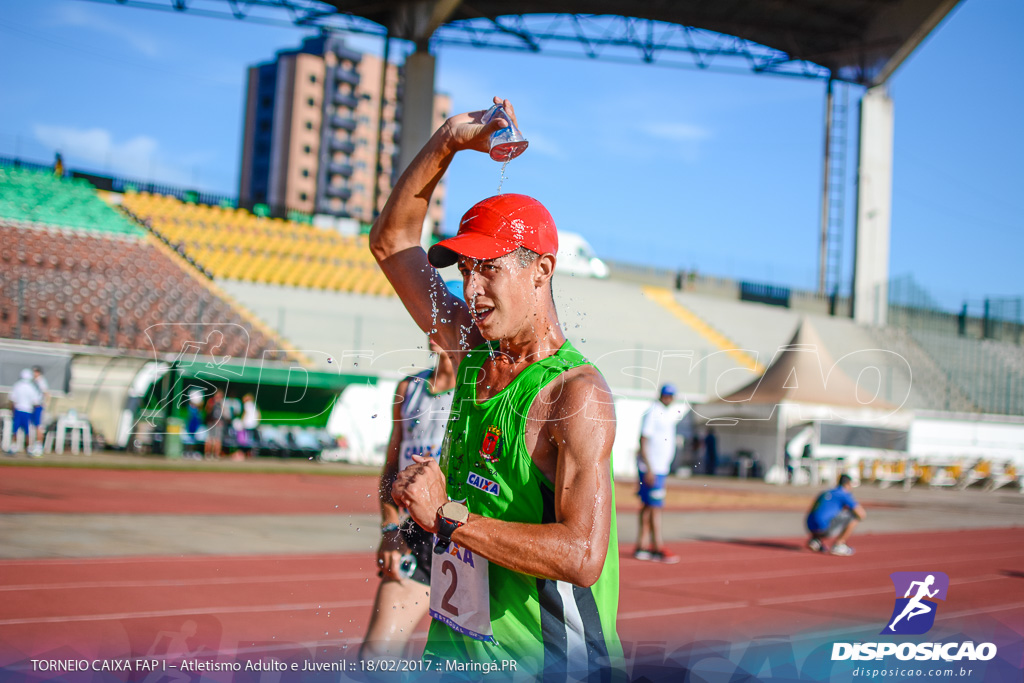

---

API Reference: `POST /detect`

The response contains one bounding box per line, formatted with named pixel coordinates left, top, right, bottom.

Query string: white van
left=556, top=232, right=609, bottom=278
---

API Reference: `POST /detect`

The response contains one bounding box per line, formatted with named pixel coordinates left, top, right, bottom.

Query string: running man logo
left=478, top=425, right=502, bottom=463
left=881, top=571, right=949, bottom=635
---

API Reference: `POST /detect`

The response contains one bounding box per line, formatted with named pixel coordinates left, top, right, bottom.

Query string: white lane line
left=0, top=553, right=366, bottom=566
left=938, top=600, right=1024, bottom=620
left=647, top=536, right=1015, bottom=566
left=0, top=571, right=370, bottom=592
left=0, top=599, right=373, bottom=627
left=619, top=575, right=1013, bottom=621
left=632, top=551, right=1024, bottom=588
left=756, top=574, right=1005, bottom=606
left=618, top=601, right=750, bottom=620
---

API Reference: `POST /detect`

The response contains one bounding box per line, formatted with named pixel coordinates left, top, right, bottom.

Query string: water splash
left=497, top=158, right=511, bottom=194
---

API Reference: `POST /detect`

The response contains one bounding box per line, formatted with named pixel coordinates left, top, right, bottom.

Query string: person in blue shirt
left=806, top=474, right=866, bottom=556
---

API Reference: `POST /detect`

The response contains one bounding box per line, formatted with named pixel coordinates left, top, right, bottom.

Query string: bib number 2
left=429, top=536, right=494, bottom=642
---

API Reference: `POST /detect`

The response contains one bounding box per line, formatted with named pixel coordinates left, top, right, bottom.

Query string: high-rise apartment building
left=239, top=33, right=449, bottom=231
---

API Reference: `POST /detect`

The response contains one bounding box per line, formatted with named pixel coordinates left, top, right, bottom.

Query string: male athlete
left=360, top=333, right=456, bottom=660
left=806, top=474, right=866, bottom=556
left=370, top=97, right=623, bottom=679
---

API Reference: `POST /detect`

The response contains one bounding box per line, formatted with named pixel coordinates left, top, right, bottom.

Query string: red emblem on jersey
left=479, top=425, right=502, bottom=463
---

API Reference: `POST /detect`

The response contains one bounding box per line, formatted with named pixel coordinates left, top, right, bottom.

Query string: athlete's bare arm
left=369, top=98, right=516, bottom=360
left=638, top=436, right=655, bottom=486
left=852, top=503, right=867, bottom=520
left=393, top=368, right=617, bottom=587
left=377, top=379, right=410, bottom=581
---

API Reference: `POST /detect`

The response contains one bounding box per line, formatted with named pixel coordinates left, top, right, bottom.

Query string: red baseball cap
left=427, top=194, right=558, bottom=268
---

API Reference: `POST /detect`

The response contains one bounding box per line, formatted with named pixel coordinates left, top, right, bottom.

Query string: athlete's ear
left=534, top=253, right=556, bottom=289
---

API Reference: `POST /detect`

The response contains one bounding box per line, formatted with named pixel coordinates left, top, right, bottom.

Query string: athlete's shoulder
left=549, top=365, right=615, bottom=422
left=394, top=375, right=415, bottom=400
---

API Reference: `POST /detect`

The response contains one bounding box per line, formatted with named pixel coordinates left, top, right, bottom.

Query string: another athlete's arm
left=377, top=379, right=411, bottom=580
left=393, top=370, right=617, bottom=587
left=369, top=98, right=514, bottom=357
left=637, top=409, right=656, bottom=486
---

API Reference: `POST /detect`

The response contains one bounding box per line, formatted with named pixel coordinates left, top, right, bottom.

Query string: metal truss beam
left=429, top=15, right=830, bottom=79
left=70, top=0, right=833, bottom=80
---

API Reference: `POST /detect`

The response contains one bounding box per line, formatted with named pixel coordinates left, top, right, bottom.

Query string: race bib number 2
left=429, top=537, right=494, bottom=642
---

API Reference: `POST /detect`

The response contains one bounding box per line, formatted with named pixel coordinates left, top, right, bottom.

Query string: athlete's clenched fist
left=391, top=453, right=448, bottom=533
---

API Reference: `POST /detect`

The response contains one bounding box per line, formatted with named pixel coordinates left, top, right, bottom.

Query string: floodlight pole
left=818, top=79, right=833, bottom=296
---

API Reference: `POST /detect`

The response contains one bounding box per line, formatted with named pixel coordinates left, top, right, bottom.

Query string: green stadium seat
left=0, top=165, right=144, bottom=237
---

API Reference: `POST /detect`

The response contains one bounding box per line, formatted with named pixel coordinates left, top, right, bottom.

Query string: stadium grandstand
left=120, top=191, right=394, bottom=296
left=1, top=153, right=1021, bottom=483
left=0, top=164, right=291, bottom=360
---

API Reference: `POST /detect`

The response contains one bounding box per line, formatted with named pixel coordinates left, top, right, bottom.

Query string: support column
left=397, top=50, right=437, bottom=247
left=852, top=86, right=894, bottom=326
left=396, top=50, right=437, bottom=176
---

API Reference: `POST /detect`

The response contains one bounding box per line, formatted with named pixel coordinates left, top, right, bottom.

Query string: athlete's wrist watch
left=433, top=501, right=469, bottom=555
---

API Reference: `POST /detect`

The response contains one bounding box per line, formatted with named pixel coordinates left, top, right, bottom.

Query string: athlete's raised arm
left=392, top=368, right=617, bottom=587
left=369, top=97, right=517, bottom=358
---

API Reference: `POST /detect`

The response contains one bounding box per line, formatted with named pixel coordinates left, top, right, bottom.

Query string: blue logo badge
left=467, top=471, right=500, bottom=496
left=881, top=571, right=949, bottom=635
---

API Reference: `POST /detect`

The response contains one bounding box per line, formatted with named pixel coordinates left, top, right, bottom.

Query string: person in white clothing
left=31, top=366, right=49, bottom=455
left=239, top=393, right=261, bottom=458
left=7, top=370, right=42, bottom=456
left=360, top=335, right=456, bottom=662
left=634, top=384, right=682, bottom=563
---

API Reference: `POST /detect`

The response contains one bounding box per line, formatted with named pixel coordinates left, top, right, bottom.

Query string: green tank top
left=425, top=340, right=624, bottom=680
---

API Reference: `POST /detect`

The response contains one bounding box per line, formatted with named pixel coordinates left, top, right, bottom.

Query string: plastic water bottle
left=482, top=104, right=528, bottom=161
left=399, top=553, right=418, bottom=579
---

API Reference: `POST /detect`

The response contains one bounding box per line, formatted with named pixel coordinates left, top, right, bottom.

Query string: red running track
left=1, top=466, right=1023, bottom=674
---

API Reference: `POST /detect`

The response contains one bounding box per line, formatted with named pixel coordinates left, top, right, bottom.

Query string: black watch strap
left=433, top=501, right=469, bottom=554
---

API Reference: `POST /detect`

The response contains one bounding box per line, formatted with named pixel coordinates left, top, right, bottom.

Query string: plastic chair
left=44, top=412, right=93, bottom=455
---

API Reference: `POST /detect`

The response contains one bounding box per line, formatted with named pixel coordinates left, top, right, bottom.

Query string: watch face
left=441, top=501, right=469, bottom=524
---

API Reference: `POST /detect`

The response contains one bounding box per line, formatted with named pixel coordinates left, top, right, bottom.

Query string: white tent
left=691, top=319, right=912, bottom=481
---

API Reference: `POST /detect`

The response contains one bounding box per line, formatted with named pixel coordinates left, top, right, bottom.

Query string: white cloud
left=523, top=130, right=567, bottom=160
left=635, top=121, right=713, bottom=163
left=32, top=123, right=191, bottom=186
left=641, top=122, right=712, bottom=142
left=55, top=2, right=161, bottom=58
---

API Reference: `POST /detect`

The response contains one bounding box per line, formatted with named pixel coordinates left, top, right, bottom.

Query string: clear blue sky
left=0, top=0, right=1020, bottom=309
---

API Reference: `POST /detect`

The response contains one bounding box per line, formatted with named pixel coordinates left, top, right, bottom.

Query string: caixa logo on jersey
left=832, top=571, right=997, bottom=662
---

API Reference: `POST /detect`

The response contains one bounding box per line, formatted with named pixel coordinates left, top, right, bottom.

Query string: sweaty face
left=457, top=252, right=538, bottom=341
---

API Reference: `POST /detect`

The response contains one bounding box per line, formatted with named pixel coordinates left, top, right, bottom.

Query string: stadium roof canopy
left=79, top=0, right=961, bottom=85
left=329, top=0, right=962, bottom=85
